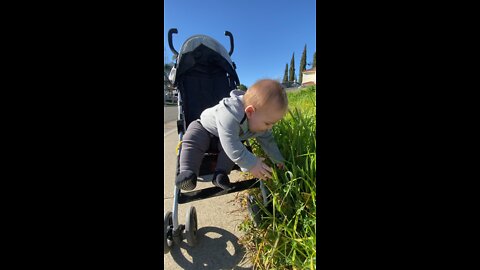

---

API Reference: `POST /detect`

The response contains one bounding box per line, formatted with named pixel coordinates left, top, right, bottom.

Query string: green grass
left=286, top=86, right=316, bottom=114
left=239, top=86, right=316, bottom=269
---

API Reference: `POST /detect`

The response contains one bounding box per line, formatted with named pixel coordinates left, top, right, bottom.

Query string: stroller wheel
left=247, top=194, right=262, bottom=227
left=164, top=211, right=174, bottom=254
left=185, top=206, right=198, bottom=247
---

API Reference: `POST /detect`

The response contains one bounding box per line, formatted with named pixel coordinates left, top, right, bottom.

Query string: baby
left=176, top=79, right=288, bottom=191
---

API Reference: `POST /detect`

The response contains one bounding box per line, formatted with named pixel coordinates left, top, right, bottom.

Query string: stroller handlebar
left=168, top=28, right=235, bottom=58
left=224, top=31, right=234, bottom=56
left=168, top=28, right=179, bottom=56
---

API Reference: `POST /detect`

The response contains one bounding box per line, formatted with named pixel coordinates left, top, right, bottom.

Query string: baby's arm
left=216, top=114, right=257, bottom=171
left=216, top=115, right=274, bottom=179
left=256, top=130, right=285, bottom=168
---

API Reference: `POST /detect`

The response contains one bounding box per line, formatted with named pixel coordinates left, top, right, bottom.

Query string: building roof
left=301, top=81, right=316, bottom=86
left=302, top=67, right=316, bottom=74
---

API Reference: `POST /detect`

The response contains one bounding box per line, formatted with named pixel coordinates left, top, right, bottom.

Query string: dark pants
left=179, top=120, right=235, bottom=176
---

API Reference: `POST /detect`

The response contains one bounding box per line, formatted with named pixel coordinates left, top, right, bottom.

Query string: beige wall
left=302, top=72, right=316, bottom=84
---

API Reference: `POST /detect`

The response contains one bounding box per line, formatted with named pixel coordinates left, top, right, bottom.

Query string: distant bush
left=238, top=84, right=248, bottom=91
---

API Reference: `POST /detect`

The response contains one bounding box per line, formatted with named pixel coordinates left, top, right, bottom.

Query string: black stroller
left=164, top=29, right=271, bottom=254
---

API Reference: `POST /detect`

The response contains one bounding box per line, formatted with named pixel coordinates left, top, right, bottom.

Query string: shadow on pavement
left=169, top=226, right=252, bottom=270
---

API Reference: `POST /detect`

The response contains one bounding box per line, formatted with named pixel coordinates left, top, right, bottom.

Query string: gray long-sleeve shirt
left=200, top=90, right=285, bottom=171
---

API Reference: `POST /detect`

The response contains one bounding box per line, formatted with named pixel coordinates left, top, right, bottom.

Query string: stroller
left=164, top=29, right=271, bottom=254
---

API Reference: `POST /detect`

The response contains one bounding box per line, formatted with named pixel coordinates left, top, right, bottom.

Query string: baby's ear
left=245, top=105, right=255, bottom=118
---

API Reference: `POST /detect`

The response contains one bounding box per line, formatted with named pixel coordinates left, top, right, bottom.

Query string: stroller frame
left=164, top=29, right=270, bottom=254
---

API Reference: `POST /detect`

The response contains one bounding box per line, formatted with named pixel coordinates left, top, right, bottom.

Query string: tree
left=299, top=44, right=307, bottom=84
left=164, top=46, right=168, bottom=65
left=289, top=53, right=295, bottom=82
left=282, top=63, right=289, bottom=83
left=238, top=84, right=248, bottom=91
left=312, top=51, right=316, bottom=68
left=164, top=63, right=173, bottom=73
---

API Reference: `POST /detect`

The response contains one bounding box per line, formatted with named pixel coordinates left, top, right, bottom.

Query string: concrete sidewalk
left=164, top=122, right=253, bottom=269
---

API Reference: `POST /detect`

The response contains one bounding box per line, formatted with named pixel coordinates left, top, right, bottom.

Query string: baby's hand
left=276, top=162, right=285, bottom=170
left=249, top=157, right=273, bottom=180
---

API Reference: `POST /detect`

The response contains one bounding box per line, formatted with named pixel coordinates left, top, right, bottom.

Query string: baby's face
left=246, top=104, right=285, bottom=133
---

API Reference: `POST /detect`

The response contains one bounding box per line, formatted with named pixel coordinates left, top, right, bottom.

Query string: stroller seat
left=171, top=34, right=245, bottom=184
left=168, top=28, right=264, bottom=194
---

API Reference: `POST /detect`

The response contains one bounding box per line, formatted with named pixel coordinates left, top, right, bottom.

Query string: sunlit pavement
left=163, top=120, right=253, bottom=269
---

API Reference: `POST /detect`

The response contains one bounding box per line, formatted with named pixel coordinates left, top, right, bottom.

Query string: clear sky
left=164, top=0, right=316, bottom=88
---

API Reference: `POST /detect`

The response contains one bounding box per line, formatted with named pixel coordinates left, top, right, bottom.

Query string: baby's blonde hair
left=243, top=79, right=288, bottom=113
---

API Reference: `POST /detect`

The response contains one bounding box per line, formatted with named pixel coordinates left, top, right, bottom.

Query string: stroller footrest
left=178, top=179, right=261, bottom=204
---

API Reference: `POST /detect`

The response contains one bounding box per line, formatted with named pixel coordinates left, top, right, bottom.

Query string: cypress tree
left=312, top=51, right=316, bottom=68
left=289, top=53, right=295, bottom=83
left=282, top=63, right=289, bottom=83
left=299, top=44, right=307, bottom=84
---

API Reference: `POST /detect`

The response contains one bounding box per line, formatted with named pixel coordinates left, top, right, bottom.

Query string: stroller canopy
left=172, top=35, right=240, bottom=87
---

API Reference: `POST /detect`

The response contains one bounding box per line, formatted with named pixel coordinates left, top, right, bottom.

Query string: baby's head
left=243, top=79, right=288, bottom=133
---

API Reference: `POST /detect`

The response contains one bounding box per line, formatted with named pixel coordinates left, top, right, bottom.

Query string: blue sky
left=164, top=0, right=316, bottom=88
